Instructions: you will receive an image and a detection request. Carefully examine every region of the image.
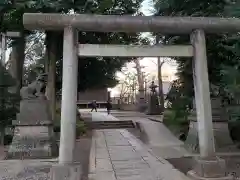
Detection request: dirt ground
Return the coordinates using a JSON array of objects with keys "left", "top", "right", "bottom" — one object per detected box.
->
[
  {"left": 0, "top": 145, "right": 7, "bottom": 160},
  {"left": 74, "top": 130, "right": 92, "bottom": 180}
]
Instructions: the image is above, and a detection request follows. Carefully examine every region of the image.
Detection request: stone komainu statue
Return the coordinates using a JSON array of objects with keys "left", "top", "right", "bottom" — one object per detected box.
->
[
  {"left": 7, "top": 72, "right": 59, "bottom": 159},
  {"left": 20, "top": 73, "right": 48, "bottom": 100}
]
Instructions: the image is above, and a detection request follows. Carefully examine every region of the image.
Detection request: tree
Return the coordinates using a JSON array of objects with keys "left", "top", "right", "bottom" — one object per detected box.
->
[
  {"left": 150, "top": 54, "right": 176, "bottom": 111},
  {"left": 0, "top": 63, "right": 19, "bottom": 145},
  {"left": 133, "top": 58, "right": 145, "bottom": 105},
  {"left": 117, "top": 71, "right": 138, "bottom": 103},
  {"left": 2, "top": 0, "right": 145, "bottom": 122},
  {"left": 6, "top": 0, "right": 144, "bottom": 91},
  {"left": 153, "top": 0, "right": 230, "bottom": 107}
]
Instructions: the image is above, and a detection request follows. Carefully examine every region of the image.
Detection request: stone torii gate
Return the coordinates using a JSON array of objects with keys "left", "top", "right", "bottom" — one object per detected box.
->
[{"left": 23, "top": 13, "right": 240, "bottom": 180}]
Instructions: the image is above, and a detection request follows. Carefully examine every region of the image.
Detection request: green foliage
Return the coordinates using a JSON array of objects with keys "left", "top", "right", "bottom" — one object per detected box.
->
[
  {"left": 0, "top": 64, "right": 19, "bottom": 130},
  {"left": 154, "top": 0, "right": 240, "bottom": 129},
  {"left": 154, "top": 0, "right": 227, "bottom": 16},
  {"left": 155, "top": 0, "right": 231, "bottom": 134},
  {"left": 1, "top": 0, "right": 145, "bottom": 91},
  {"left": 154, "top": 0, "right": 232, "bottom": 108},
  {"left": 165, "top": 80, "right": 191, "bottom": 123},
  {"left": 163, "top": 108, "right": 189, "bottom": 140},
  {"left": 54, "top": 107, "right": 87, "bottom": 138},
  {"left": 220, "top": 60, "right": 240, "bottom": 122},
  {"left": 225, "top": 1, "right": 240, "bottom": 17},
  {"left": 76, "top": 120, "right": 87, "bottom": 137},
  {"left": 4, "top": 134, "right": 13, "bottom": 145}
]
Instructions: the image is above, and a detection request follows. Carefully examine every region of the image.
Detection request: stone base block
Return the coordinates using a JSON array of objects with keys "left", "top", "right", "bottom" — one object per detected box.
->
[
  {"left": 146, "top": 94, "right": 161, "bottom": 115},
  {"left": 187, "top": 157, "right": 233, "bottom": 180},
  {"left": 185, "top": 120, "right": 237, "bottom": 153},
  {"left": 188, "top": 171, "right": 232, "bottom": 180},
  {"left": 7, "top": 125, "right": 58, "bottom": 159},
  {"left": 50, "top": 163, "right": 82, "bottom": 180}
]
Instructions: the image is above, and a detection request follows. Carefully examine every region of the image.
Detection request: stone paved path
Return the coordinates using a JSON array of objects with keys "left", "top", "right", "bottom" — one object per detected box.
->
[
  {"left": 126, "top": 117, "right": 189, "bottom": 159},
  {"left": 94, "top": 110, "right": 189, "bottom": 159},
  {"left": 89, "top": 128, "right": 190, "bottom": 180},
  {"left": 91, "top": 112, "right": 119, "bottom": 121}
]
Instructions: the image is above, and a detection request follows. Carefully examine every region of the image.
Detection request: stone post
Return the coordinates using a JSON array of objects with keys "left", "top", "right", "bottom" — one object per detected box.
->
[
  {"left": 188, "top": 29, "right": 230, "bottom": 180},
  {"left": 51, "top": 26, "right": 81, "bottom": 180},
  {"left": 59, "top": 26, "right": 78, "bottom": 164},
  {"left": 191, "top": 29, "right": 215, "bottom": 158},
  {"left": 0, "top": 33, "right": 6, "bottom": 64}
]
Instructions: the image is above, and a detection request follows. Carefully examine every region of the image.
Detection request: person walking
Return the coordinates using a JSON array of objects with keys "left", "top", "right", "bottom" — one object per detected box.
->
[
  {"left": 91, "top": 100, "right": 97, "bottom": 112},
  {"left": 106, "top": 100, "right": 112, "bottom": 115}
]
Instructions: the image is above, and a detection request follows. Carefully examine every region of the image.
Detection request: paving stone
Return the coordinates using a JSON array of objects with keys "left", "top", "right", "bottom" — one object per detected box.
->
[
  {"left": 112, "top": 159, "right": 149, "bottom": 170},
  {"left": 96, "top": 139, "right": 107, "bottom": 148},
  {"left": 96, "top": 148, "right": 109, "bottom": 159},
  {"left": 90, "top": 171, "right": 116, "bottom": 180},
  {"left": 117, "top": 173, "right": 157, "bottom": 180},
  {"left": 96, "top": 159, "right": 113, "bottom": 172},
  {"left": 94, "top": 131, "right": 105, "bottom": 137},
  {"left": 115, "top": 168, "right": 152, "bottom": 177},
  {"left": 107, "top": 140, "right": 130, "bottom": 146},
  {"left": 108, "top": 146, "right": 135, "bottom": 153},
  {"left": 142, "top": 156, "right": 163, "bottom": 168},
  {"left": 109, "top": 152, "right": 140, "bottom": 161}
]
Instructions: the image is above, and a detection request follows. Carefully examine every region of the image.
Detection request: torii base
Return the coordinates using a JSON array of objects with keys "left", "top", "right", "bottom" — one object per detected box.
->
[{"left": 187, "top": 157, "right": 232, "bottom": 180}]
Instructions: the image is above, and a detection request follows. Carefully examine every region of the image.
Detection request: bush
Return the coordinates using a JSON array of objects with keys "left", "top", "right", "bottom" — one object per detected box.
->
[
  {"left": 4, "top": 135, "right": 13, "bottom": 145},
  {"left": 53, "top": 126, "right": 60, "bottom": 133},
  {"left": 162, "top": 109, "right": 189, "bottom": 140},
  {"left": 76, "top": 119, "right": 87, "bottom": 137},
  {"left": 54, "top": 107, "right": 87, "bottom": 138}
]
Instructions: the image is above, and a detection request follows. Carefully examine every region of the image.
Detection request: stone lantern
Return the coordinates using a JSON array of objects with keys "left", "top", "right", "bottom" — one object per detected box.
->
[
  {"left": 146, "top": 81, "right": 161, "bottom": 115},
  {"left": 149, "top": 81, "right": 158, "bottom": 94}
]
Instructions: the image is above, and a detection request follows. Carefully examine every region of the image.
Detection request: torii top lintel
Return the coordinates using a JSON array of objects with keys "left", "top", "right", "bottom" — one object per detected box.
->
[{"left": 23, "top": 13, "right": 240, "bottom": 34}]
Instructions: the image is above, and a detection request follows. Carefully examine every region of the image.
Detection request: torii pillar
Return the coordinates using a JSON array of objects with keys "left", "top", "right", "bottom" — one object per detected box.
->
[{"left": 188, "top": 29, "right": 230, "bottom": 180}]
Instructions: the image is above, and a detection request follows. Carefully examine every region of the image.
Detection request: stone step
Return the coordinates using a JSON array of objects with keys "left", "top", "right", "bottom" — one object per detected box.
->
[{"left": 86, "top": 120, "right": 135, "bottom": 129}]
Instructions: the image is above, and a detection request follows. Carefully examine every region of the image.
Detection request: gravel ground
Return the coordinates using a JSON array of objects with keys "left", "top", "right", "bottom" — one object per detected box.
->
[{"left": 0, "top": 130, "right": 92, "bottom": 180}]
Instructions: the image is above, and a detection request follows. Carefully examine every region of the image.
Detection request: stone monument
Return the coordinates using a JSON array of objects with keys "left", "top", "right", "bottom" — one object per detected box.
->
[
  {"left": 7, "top": 73, "right": 58, "bottom": 159},
  {"left": 185, "top": 85, "right": 237, "bottom": 153},
  {"left": 146, "top": 81, "right": 161, "bottom": 115}
]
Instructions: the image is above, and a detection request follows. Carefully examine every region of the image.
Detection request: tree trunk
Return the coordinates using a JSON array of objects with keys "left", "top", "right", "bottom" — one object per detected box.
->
[
  {"left": 134, "top": 59, "right": 144, "bottom": 94},
  {"left": 134, "top": 59, "right": 146, "bottom": 111},
  {"left": 45, "top": 31, "right": 58, "bottom": 121},
  {"left": 157, "top": 57, "right": 165, "bottom": 112},
  {"left": 44, "top": 52, "right": 49, "bottom": 73},
  {"left": 0, "top": 129, "right": 4, "bottom": 145},
  {"left": 8, "top": 32, "right": 25, "bottom": 94}
]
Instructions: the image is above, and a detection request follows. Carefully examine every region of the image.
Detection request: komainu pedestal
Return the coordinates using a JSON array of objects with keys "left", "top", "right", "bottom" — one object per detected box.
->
[
  {"left": 185, "top": 98, "right": 237, "bottom": 153},
  {"left": 6, "top": 73, "right": 58, "bottom": 159},
  {"left": 7, "top": 100, "right": 58, "bottom": 159}
]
